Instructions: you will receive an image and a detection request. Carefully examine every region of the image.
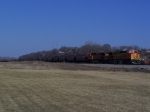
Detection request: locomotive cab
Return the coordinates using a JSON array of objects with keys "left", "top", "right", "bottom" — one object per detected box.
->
[{"left": 126, "top": 50, "right": 140, "bottom": 64}]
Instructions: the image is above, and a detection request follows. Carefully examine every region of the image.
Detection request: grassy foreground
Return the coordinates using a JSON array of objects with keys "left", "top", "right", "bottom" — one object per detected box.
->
[{"left": 0, "top": 68, "right": 150, "bottom": 112}]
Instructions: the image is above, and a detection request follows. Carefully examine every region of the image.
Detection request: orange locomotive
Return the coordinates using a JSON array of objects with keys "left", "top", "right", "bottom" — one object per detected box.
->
[
  {"left": 84, "top": 50, "right": 140, "bottom": 64},
  {"left": 86, "top": 53, "right": 105, "bottom": 63},
  {"left": 105, "top": 50, "right": 140, "bottom": 64}
]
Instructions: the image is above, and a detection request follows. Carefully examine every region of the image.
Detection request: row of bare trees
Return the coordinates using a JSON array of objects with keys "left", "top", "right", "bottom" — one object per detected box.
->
[
  {"left": 0, "top": 57, "right": 16, "bottom": 62},
  {"left": 18, "top": 41, "right": 150, "bottom": 61}
]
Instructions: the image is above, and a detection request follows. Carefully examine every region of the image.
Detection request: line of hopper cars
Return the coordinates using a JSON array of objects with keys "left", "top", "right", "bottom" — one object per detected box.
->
[{"left": 42, "top": 50, "right": 141, "bottom": 64}]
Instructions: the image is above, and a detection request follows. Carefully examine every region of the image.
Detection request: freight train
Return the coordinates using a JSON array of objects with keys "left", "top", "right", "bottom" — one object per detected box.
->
[{"left": 42, "top": 50, "right": 141, "bottom": 64}]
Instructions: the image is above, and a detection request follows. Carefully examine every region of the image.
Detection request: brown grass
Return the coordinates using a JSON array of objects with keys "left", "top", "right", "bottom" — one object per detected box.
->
[{"left": 0, "top": 62, "right": 150, "bottom": 112}]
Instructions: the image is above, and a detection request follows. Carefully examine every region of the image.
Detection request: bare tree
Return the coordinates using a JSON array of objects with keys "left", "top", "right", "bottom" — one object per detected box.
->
[
  {"left": 101, "top": 44, "right": 111, "bottom": 52},
  {"left": 80, "top": 41, "right": 101, "bottom": 53},
  {"left": 112, "top": 46, "right": 119, "bottom": 52}
]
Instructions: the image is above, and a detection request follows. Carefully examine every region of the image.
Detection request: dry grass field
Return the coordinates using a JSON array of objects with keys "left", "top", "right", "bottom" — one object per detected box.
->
[{"left": 0, "top": 62, "right": 150, "bottom": 112}]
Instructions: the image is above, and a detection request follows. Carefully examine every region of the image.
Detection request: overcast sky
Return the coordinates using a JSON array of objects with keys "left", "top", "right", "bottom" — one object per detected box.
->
[{"left": 0, "top": 0, "right": 150, "bottom": 57}]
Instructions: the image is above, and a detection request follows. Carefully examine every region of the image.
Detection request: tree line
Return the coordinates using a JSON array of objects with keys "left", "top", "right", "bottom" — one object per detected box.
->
[{"left": 0, "top": 57, "right": 16, "bottom": 62}]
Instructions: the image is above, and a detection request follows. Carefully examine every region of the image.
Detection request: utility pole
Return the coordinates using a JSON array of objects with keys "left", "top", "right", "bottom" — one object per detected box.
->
[
  {"left": 57, "top": 40, "right": 58, "bottom": 49},
  {"left": 52, "top": 40, "right": 53, "bottom": 50}
]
